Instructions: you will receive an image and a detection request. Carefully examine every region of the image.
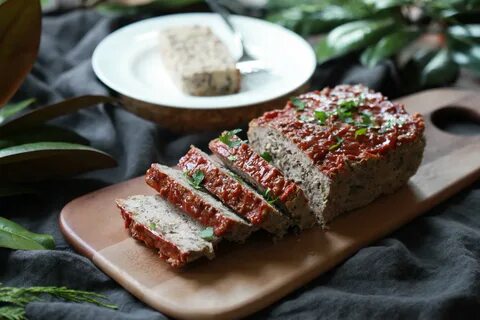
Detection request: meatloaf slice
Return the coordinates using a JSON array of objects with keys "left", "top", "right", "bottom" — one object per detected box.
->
[
  {"left": 209, "top": 136, "right": 315, "bottom": 229},
  {"left": 248, "top": 84, "right": 425, "bottom": 225},
  {"left": 146, "top": 164, "right": 253, "bottom": 242},
  {"left": 178, "top": 146, "right": 291, "bottom": 237},
  {"left": 116, "top": 195, "right": 216, "bottom": 268}
]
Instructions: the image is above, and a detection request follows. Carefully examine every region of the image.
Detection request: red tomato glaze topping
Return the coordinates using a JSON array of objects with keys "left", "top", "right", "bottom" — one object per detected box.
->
[{"left": 255, "top": 84, "right": 425, "bottom": 177}]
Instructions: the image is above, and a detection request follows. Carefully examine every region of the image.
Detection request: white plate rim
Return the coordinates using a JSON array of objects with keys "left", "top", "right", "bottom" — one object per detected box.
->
[{"left": 92, "top": 13, "right": 317, "bottom": 110}]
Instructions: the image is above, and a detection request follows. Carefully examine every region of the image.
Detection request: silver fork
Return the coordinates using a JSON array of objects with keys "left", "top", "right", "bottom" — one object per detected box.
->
[{"left": 205, "top": 0, "right": 268, "bottom": 74}]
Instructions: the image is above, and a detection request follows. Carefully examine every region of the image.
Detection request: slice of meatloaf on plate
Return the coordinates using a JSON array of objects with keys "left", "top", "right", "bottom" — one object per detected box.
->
[
  {"left": 248, "top": 84, "right": 425, "bottom": 225},
  {"left": 146, "top": 164, "right": 253, "bottom": 242},
  {"left": 178, "top": 146, "right": 291, "bottom": 237},
  {"left": 209, "top": 135, "right": 316, "bottom": 229},
  {"left": 116, "top": 195, "right": 217, "bottom": 268}
]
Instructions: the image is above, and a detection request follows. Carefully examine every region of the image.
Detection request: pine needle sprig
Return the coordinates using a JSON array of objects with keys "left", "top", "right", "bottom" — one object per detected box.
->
[
  {"left": 0, "top": 306, "right": 25, "bottom": 320},
  {"left": 0, "top": 283, "right": 117, "bottom": 320}
]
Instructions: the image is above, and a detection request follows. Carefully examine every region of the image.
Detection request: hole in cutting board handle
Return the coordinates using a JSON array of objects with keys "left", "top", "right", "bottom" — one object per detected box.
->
[{"left": 431, "top": 106, "right": 480, "bottom": 136}]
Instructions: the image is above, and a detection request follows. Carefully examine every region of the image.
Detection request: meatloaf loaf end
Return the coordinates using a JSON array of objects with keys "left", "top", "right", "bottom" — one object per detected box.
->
[
  {"left": 178, "top": 146, "right": 291, "bottom": 237},
  {"left": 248, "top": 84, "right": 425, "bottom": 225},
  {"left": 209, "top": 136, "right": 316, "bottom": 229},
  {"left": 116, "top": 195, "right": 216, "bottom": 268},
  {"left": 146, "top": 164, "right": 253, "bottom": 242}
]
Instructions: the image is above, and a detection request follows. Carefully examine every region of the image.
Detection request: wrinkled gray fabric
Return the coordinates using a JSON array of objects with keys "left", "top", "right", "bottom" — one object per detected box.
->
[{"left": 1, "top": 9, "right": 479, "bottom": 320}]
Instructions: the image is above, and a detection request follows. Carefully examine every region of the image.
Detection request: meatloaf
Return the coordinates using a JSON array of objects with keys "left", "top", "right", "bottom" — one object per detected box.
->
[
  {"left": 248, "top": 84, "right": 425, "bottom": 225},
  {"left": 209, "top": 136, "right": 316, "bottom": 229},
  {"left": 146, "top": 164, "right": 253, "bottom": 242},
  {"left": 116, "top": 195, "right": 216, "bottom": 268},
  {"left": 178, "top": 146, "right": 291, "bottom": 237}
]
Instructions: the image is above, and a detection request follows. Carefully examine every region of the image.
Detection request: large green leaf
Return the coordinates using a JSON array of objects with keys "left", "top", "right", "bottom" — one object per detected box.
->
[
  {"left": 449, "top": 37, "right": 480, "bottom": 75},
  {"left": 0, "top": 0, "right": 41, "bottom": 107},
  {"left": 448, "top": 24, "right": 480, "bottom": 40},
  {"left": 0, "top": 125, "right": 88, "bottom": 149},
  {"left": 0, "top": 95, "right": 116, "bottom": 135},
  {"left": 317, "top": 18, "right": 396, "bottom": 63},
  {"left": 362, "top": 0, "right": 411, "bottom": 10},
  {"left": 0, "top": 99, "right": 35, "bottom": 124},
  {"left": 420, "top": 49, "right": 459, "bottom": 87},
  {"left": 269, "top": 4, "right": 363, "bottom": 35},
  {"left": 360, "top": 29, "right": 419, "bottom": 67},
  {"left": 0, "top": 142, "right": 116, "bottom": 182},
  {"left": 0, "top": 216, "right": 55, "bottom": 250}
]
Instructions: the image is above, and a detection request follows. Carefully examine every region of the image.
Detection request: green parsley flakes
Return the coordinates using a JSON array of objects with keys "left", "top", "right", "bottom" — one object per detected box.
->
[
  {"left": 329, "top": 136, "right": 344, "bottom": 151},
  {"left": 290, "top": 97, "right": 306, "bottom": 111},
  {"left": 355, "top": 127, "right": 367, "bottom": 138},
  {"left": 184, "top": 169, "right": 204, "bottom": 190},
  {"left": 149, "top": 222, "right": 157, "bottom": 230},
  {"left": 219, "top": 129, "right": 244, "bottom": 148},
  {"left": 263, "top": 188, "right": 279, "bottom": 206},
  {"left": 227, "top": 155, "right": 237, "bottom": 161},
  {"left": 314, "top": 109, "right": 328, "bottom": 124},
  {"left": 200, "top": 227, "right": 215, "bottom": 241},
  {"left": 260, "top": 151, "right": 272, "bottom": 162}
]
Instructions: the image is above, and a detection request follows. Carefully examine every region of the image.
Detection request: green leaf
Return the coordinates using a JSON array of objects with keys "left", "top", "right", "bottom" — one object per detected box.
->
[
  {"left": 0, "top": 216, "right": 55, "bottom": 250},
  {"left": 290, "top": 97, "right": 306, "bottom": 110},
  {"left": 315, "top": 37, "right": 337, "bottom": 63},
  {"left": 0, "top": 306, "right": 25, "bottom": 320},
  {"left": 0, "top": 0, "right": 41, "bottom": 106},
  {"left": 0, "top": 142, "right": 116, "bottom": 182},
  {"left": 0, "top": 99, "right": 35, "bottom": 124},
  {"left": 0, "top": 125, "right": 88, "bottom": 149},
  {"left": 218, "top": 129, "right": 243, "bottom": 148},
  {"left": 227, "top": 155, "right": 237, "bottom": 161},
  {"left": 355, "top": 127, "right": 367, "bottom": 138},
  {"left": 448, "top": 24, "right": 480, "bottom": 40},
  {"left": 420, "top": 49, "right": 459, "bottom": 87},
  {"left": 262, "top": 188, "right": 279, "bottom": 206},
  {"left": 0, "top": 95, "right": 117, "bottom": 135},
  {"left": 361, "top": 29, "right": 419, "bottom": 67},
  {"left": 329, "top": 136, "right": 344, "bottom": 151},
  {"left": 314, "top": 109, "right": 328, "bottom": 124},
  {"left": 318, "top": 18, "right": 396, "bottom": 63},
  {"left": 185, "top": 170, "right": 205, "bottom": 190},
  {"left": 260, "top": 151, "right": 272, "bottom": 162},
  {"left": 199, "top": 227, "right": 215, "bottom": 241},
  {"left": 361, "top": 0, "right": 411, "bottom": 10}
]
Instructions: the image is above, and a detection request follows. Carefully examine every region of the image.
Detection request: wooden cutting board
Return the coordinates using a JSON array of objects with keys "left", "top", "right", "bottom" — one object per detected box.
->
[{"left": 60, "top": 89, "right": 480, "bottom": 320}]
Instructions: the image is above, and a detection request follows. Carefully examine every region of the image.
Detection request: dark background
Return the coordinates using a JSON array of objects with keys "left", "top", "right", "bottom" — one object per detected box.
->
[{"left": 1, "top": 8, "right": 480, "bottom": 320}]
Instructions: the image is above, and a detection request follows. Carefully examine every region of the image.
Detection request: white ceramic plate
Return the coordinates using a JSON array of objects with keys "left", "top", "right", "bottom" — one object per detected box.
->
[{"left": 92, "top": 13, "right": 316, "bottom": 110}]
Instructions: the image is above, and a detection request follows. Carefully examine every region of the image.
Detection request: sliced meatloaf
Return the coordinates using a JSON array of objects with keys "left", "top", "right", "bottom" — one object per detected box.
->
[
  {"left": 178, "top": 146, "right": 291, "bottom": 237},
  {"left": 248, "top": 84, "right": 425, "bottom": 225},
  {"left": 209, "top": 136, "right": 316, "bottom": 229},
  {"left": 145, "top": 164, "right": 253, "bottom": 242},
  {"left": 116, "top": 195, "right": 216, "bottom": 268}
]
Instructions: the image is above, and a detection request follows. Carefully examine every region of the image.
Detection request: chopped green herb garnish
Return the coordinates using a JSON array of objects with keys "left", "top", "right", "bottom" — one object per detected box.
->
[
  {"left": 260, "top": 151, "right": 272, "bottom": 162},
  {"left": 355, "top": 128, "right": 367, "bottom": 138},
  {"left": 200, "top": 227, "right": 215, "bottom": 241},
  {"left": 314, "top": 109, "right": 328, "bottom": 124},
  {"left": 290, "top": 97, "right": 306, "bottom": 111},
  {"left": 229, "top": 171, "right": 241, "bottom": 181},
  {"left": 263, "top": 188, "right": 279, "bottom": 206},
  {"left": 379, "top": 117, "right": 405, "bottom": 133},
  {"left": 299, "top": 113, "right": 314, "bottom": 122},
  {"left": 149, "top": 222, "right": 157, "bottom": 230},
  {"left": 184, "top": 169, "right": 205, "bottom": 190},
  {"left": 219, "top": 129, "right": 244, "bottom": 148},
  {"left": 329, "top": 136, "right": 344, "bottom": 151},
  {"left": 227, "top": 155, "right": 237, "bottom": 161}
]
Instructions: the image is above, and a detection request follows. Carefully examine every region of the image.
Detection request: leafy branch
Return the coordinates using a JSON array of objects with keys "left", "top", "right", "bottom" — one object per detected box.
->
[
  {"left": 0, "top": 0, "right": 117, "bottom": 197},
  {"left": 268, "top": 0, "right": 480, "bottom": 91},
  {"left": 0, "top": 283, "right": 117, "bottom": 320}
]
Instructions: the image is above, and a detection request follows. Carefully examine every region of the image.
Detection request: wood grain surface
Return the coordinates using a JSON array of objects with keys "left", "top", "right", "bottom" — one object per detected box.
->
[{"left": 60, "top": 88, "right": 480, "bottom": 320}]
